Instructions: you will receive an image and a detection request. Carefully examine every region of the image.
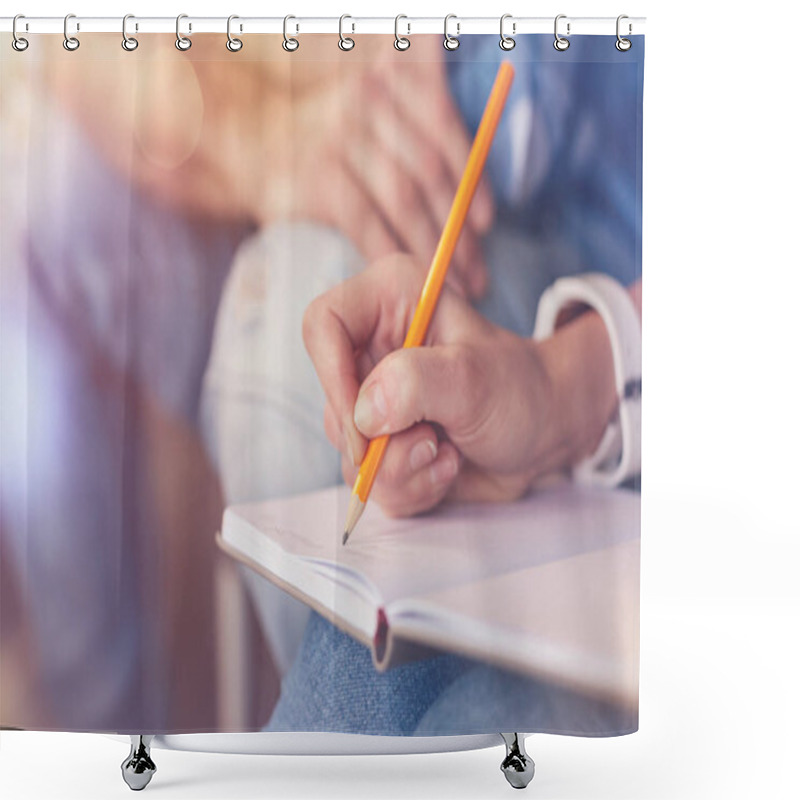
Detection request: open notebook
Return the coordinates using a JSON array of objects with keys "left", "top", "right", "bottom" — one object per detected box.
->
[{"left": 217, "top": 483, "right": 640, "bottom": 707}]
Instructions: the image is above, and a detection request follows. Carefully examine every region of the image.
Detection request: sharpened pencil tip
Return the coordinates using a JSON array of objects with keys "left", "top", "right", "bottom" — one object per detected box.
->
[{"left": 342, "top": 494, "right": 365, "bottom": 545}]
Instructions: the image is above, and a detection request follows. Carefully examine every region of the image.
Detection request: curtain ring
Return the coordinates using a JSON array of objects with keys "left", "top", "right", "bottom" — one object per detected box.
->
[
  {"left": 339, "top": 14, "right": 355, "bottom": 51},
  {"left": 176, "top": 14, "right": 192, "bottom": 51},
  {"left": 282, "top": 15, "right": 299, "bottom": 51},
  {"left": 443, "top": 14, "right": 460, "bottom": 51},
  {"left": 616, "top": 15, "right": 632, "bottom": 51},
  {"left": 554, "top": 14, "right": 570, "bottom": 51},
  {"left": 227, "top": 15, "right": 243, "bottom": 51},
  {"left": 63, "top": 13, "right": 80, "bottom": 51},
  {"left": 12, "top": 15, "right": 29, "bottom": 52},
  {"left": 499, "top": 14, "right": 516, "bottom": 51},
  {"left": 394, "top": 15, "right": 410, "bottom": 51},
  {"left": 122, "top": 14, "right": 138, "bottom": 51}
]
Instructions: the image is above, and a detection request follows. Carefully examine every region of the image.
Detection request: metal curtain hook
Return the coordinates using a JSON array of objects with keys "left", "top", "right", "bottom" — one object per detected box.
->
[
  {"left": 122, "top": 14, "right": 138, "bottom": 51},
  {"left": 394, "top": 14, "right": 410, "bottom": 51},
  {"left": 554, "top": 14, "right": 570, "bottom": 51},
  {"left": 500, "top": 14, "right": 516, "bottom": 51},
  {"left": 227, "top": 14, "right": 243, "bottom": 51},
  {"left": 12, "top": 14, "right": 29, "bottom": 51},
  {"left": 283, "top": 15, "right": 299, "bottom": 51},
  {"left": 616, "top": 14, "right": 632, "bottom": 51},
  {"left": 176, "top": 14, "right": 192, "bottom": 51},
  {"left": 339, "top": 14, "right": 355, "bottom": 51},
  {"left": 443, "top": 14, "right": 460, "bottom": 51},
  {"left": 63, "top": 13, "right": 80, "bottom": 51}
]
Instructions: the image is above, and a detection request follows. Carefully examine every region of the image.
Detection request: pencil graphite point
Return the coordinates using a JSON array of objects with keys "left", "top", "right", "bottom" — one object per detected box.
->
[{"left": 342, "top": 494, "right": 365, "bottom": 545}]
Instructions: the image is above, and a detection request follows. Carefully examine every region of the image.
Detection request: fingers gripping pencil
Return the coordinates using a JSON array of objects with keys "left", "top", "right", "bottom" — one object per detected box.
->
[{"left": 343, "top": 62, "right": 515, "bottom": 544}]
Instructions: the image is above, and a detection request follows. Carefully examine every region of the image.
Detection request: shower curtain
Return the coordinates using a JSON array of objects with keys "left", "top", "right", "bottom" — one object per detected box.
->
[{"left": 0, "top": 28, "right": 643, "bottom": 739}]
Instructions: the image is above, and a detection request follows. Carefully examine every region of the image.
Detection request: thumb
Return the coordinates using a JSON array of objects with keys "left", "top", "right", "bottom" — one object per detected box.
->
[{"left": 353, "top": 345, "right": 487, "bottom": 439}]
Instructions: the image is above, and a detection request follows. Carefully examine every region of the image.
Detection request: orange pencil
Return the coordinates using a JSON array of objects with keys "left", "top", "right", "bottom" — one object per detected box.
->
[{"left": 343, "top": 61, "right": 515, "bottom": 544}]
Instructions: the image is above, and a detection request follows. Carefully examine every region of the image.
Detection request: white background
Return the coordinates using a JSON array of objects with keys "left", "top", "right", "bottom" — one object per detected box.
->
[{"left": 1, "top": 0, "right": 798, "bottom": 798}]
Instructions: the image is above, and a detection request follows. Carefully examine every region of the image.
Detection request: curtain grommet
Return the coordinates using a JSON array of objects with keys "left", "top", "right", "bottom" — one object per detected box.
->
[
  {"left": 443, "top": 14, "right": 460, "bottom": 51},
  {"left": 499, "top": 14, "right": 516, "bottom": 51},
  {"left": 63, "top": 13, "right": 80, "bottom": 51},
  {"left": 615, "top": 15, "right": 632, "bottom": 51},
  {"left": 226, "top": 15, "right": 243, "bottom": 52},
  {"left": 394, "top": 15, "right": 410, "bottom": 51},
  {"left": 121, "top": 14, "right": 138, "bottom": 51},
  {"left": 282, "top": 15, "right": 299, "bottom": 52},
  {"left": 339, "top": 14, "right": 355, "bottom": 51},
  {"left": 554, "top": 15, "right": 570, "bottom": 51},
  {"left": 175, "top": 14, "right": 192, "bottom": 51},
  {"left": 12, "top": 14, "right": 29, "bottom": 51}
]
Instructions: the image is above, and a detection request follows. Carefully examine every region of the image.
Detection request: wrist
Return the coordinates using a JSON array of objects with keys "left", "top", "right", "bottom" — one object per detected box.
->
[
  {"left": 533, "top": 273, "right": 642, "bottom": 487},
  {"left": 536, "top": 309, "right": 618, "bottom": 469}
]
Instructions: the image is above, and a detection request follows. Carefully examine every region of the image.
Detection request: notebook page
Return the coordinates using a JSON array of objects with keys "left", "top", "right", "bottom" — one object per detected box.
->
[
  {"left": 221, "top": 495, "right": 381, "bottom": 638},
  {"left": 387, "top": 538, "right": 640, "bottom": 706},
  {"left": 223, "top": 483, "right": 640, "bottom": 610}
]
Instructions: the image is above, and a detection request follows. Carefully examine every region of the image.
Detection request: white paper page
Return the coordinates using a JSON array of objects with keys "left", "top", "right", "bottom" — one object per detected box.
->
[
  {"left": 387, "top": 538, "right": 641, "bottom": 705},
  {"left": 220, "top": 496, "right": 380, "bottom": 638},
  {"left": 222, "top": 482, "right": 640, "bottom": 610}
]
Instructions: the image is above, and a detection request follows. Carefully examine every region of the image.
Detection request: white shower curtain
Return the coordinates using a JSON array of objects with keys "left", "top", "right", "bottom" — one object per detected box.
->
[{"left": 0, "top": 26, "right": 643, "bottom": 739}]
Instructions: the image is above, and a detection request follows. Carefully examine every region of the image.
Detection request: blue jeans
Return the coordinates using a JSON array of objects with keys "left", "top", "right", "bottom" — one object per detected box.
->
[{"left": 264, "top": 611, "right": 637, "bottom": 737}]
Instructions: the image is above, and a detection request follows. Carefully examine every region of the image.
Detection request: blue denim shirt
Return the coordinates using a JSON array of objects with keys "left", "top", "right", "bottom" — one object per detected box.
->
[{"left": 447, "top": 35, "right": 644, "bottom": 293}]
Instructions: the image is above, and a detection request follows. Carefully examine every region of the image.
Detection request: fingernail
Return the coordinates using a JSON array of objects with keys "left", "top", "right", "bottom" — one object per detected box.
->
[
  {"left": 354, "top": 382, "right": 387, "bottom": 434},
  {"left": 410, "top": 440, "right": 437, "bottom": 472},
  {"left": 430, "top": 452, "right": 458, "bottom": 485}
]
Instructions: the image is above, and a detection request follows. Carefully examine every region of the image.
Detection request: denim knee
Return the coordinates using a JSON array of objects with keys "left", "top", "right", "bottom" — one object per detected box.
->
[
  {"left": 200, "top": 222, "right": 364, "bottom": 678},
  {"left": 200, "top": 221, "right": 365, "bottom": 504},
  {"left": 265, "top": 611, "right": 474, "bottom": 735}
]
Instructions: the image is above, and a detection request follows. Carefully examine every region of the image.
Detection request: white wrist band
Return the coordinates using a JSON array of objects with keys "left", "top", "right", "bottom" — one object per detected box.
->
[{"left": 533, "top": 273, "right": 642, "bottom": 487}]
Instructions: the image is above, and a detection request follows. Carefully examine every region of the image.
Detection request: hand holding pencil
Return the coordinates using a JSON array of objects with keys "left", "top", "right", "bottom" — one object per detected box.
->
[
  {"left": 304, "top": 245, "right": 620, "bottom": 535},
  {"left": 305, "top": 62, "right": 517, "bottom": 540},
  {"left": 339, "top": 62, "right": 515, "bottom": 541},
  {"left": 303, "top": 59, "right": 622, "bottom": 541}
]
